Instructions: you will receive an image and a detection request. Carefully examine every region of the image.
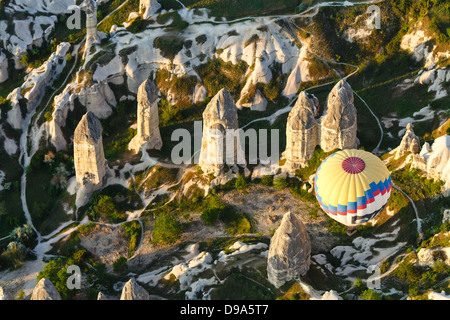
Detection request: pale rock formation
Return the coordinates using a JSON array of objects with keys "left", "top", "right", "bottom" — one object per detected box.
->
[
  {"left": 129, "top": 79, "right": 162, "bottom": 153},
  {"left": 417, "top": 247, "right": 450, "bottom": 267},
  {"left": 320, "top": 80, "right": 358, "bottom": 152},
  {"left": 78, "top": 80, "right": 116, "bottom": 119},
  {"left": 394, "top": 132, "right": 450, "bottom": 196},
  {"left": 81, "top": 0, "right": 99, "bottom": 47},
  {"left": 0, "top": 50, "right": 8, "bottom": 83},
  {"left": 6, "top": 42, "right": 71, "bottom": 129},
  {"left": 0, "top": 286, "right": 11, "bottom": 300},
  {"left": 393, "top": 123, "right": 421, "bottom": 159},
  {"left": 400, "top": 23, "right": 450, "bottom": 68},
  {"left": 267, "top": 212, "right": 311, "bottom": 288},
  {"left": 443, "top": 209, "right": 450, "bottom": 224},
  {"left": 31, "top": 278, "right": 62, "bottom": 300},
  {"left": 284, "top": 91, "right": 319, "bottom": 172},
  {"left": 283, "top": 80, "right": 358, "bottom": 172},
  {"left": 193, "top": 82, "right": 207, "bottom": 104},
  {"left": 120, "top": 278, "right": 150, "bottom": 300},
  {"left": 97, "top": 292, "right": 109, "bottom": 300},
  {"left": 140, "top": 0, "right": 161, "bottom": 19},
  {"left": 5, "top": 15, "right": 57, "bottom": 69},
  {"left": 6, "top": 0, "right": 76, "bottom": 15},
  {"left": 236, "top": 89, "right": 268, "bottom": 111},
  {"left": 414, "top": 135, "right": 450, "bottom": 195},
  {"left": 283, "top": 45, "right": 311, "bottom": 97},
  {"left": 199, "top": 88, "right": 243, "bottom": 175},
  {"left": 74, "top": 112, "right": 107, "bottom": 190}
]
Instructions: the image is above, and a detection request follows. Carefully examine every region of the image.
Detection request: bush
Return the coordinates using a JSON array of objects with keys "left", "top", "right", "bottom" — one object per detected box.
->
[
  {"left": 1, "top": 242, "right": 27, "bottom": 269},
  {"left": 260, "top": 175, "right": 273, "bottom": 186},
  {"left": 359, "top": 289, "right": 382, "bottom": 300},
  {"left": 87, "top": 195, "right": 127, "bottom": 223},
  {"left": 113, "top": 256, "right": 128, "bottom": 273},
  {"left": 235, "top": 174, "right": 248, "bottom": 193},
  {"left": 273, "top": 177, "right": 288, "bottom": 190},
  {"left": 151, "top": 214, "right": 182, "bottom": 245},
  {"left": 200, "top": 208, "right": 219, "bottom": 226}
]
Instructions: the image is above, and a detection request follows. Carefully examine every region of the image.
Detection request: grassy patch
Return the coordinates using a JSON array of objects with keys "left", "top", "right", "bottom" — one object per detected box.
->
[{"left": 196, "top": 58, "right": 248, "bottom": 99}]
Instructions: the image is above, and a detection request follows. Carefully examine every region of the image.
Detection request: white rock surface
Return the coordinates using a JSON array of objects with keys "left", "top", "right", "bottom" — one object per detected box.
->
[
  {"left": 140, "top": 0, "right": 161, "bottom": 19},
  {"left": 0, "top": 50, "right": 8, "bottom": 83},
  {"left": 30, "top": 278, "right": 62, "bottom": 300},
  {"left": 129, "top": 78, "right": 162, "bottom": 153}
]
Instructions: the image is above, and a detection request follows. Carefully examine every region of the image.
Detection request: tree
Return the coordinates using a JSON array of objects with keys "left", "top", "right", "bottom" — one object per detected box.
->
[
  {"left": 1, "top": 241, "right": 27, "bottom": 269},
  {"left": 113, "top": 256, "right": 128, "bottom": 273},
  {"left": 10, "top": 223, "right": 35, "bottom": 247},
  {"left": 200, "top": 208, "right": 219, "bottom": 226},
  {"left": 151, "top": 214, "right": 182, "bottom": 245}
]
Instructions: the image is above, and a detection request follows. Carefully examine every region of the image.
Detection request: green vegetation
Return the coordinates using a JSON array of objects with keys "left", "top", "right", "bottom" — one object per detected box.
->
[
  {"left": 113, "top": 256, "right": 128, "bottom": 273},
  {"left": 37, "top": 249, "right": 116, "bottom": 300},
  {"left": 199, "top": 195, "right": 252, "bottom": 234},
  {"left": 196, "top": 58, "right": 248, "bottom": 99},
  {"left": 391, "top": 168, "right": 444, "bottom": 201},
  {"left": 87, "top": 195, "right": 127, "bottom": 223},
  {"left": 133, "top": 165, "right": 179, "bottom": 192},
  {"left": 182, "top": 0, "right": 299, "bottom": 19},
  {"left": 26, "top": 149, "right": 75, "bottom": 235},
  {"left": 151, "top": 214, "right": 183, "bottom": 245},
  {"left": 122, "top": 220, "right": 141, "bottom": 257},
  {"left": 295, "top": 147, "right": 338, "bottom": 181},
  {"left": 393, "top": 255, "right": 450, "bottom": 299},
  {"left": 153, "top": 36, "right": 185, "bottom": 60}
]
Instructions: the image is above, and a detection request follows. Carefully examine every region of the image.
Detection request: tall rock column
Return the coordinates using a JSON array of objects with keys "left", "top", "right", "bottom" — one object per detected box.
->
[
  {"left": 199, "top": 88, "right": 242, "bottom": 176},
  {"left": 81, "top": 0, "right": 99, "bottom": 48},
  {"left": 129, "top": 79, "right": 162, "bottom": 153},
  {"left": 267, "top": 212, "right": 311, "bottom": 288},
  {"left": 74, "top": 111, "right": 107, "bottom": 190},
  {"left": 284, "top": 91, "right": 319, "bottom": 172},
  {"left": 320, "top": 80, "right": 358, "bottom": 152},
  {"left": 394, "top": 123, "right": 421, "bottom": 159}
]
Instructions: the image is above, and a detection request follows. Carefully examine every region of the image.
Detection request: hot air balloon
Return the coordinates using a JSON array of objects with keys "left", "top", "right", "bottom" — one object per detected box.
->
[{"left": 314, "top": 149, "right": 392, "bottom": 236}]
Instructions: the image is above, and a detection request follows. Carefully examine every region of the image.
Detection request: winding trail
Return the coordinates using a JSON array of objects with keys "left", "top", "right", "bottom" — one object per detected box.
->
[{"left": 392, "top": 184, "right": 422, "bottom": 236}]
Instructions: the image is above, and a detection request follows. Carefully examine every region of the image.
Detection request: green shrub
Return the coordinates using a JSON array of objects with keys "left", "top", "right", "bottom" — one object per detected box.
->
[
  {"left": 151, "top": 214, "right": 182, "bottom": 245},
  {"left": 113, "top": 256, "right": 128, "bottom": 273},
  {"left": 260, "top": 175, "right": 273, "bottom": 186},
  {"left": 359, "top": 289, "right": 382, "bottom": 300},
  {"left": 235, "top": 174, "right": 248, "bottom": 193},
  {"left": 273, "top": 177, "right": 288, "bottom": 190},
  {"left": 87, "top": 195, "right": 127, "bottom": 223},
  {"left": 200, "top": 208, "right": 219, "bottom": 226}
]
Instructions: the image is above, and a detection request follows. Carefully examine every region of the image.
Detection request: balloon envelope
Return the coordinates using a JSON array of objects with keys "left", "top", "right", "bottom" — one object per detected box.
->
[{"left": 314, "top": 149, "right": 392, "bottom": 227}]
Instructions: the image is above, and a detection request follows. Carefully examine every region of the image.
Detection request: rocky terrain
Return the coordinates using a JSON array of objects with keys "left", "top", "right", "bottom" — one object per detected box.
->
[{"left": 0, "top": 0, "right": 449, "bottom": 301}]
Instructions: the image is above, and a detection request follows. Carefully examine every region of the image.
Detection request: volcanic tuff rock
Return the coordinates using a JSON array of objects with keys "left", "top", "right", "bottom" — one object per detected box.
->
[
  {"left": 0, "top": 50, "right": 8, "bottom": 83},
  {"left": 30, "top": 278, "right": 62, "bottom": 300},
  {"left": 393, "top": 123, "right": 421, "bottom": 159},
  {"left": 199, "top": 88, "right": 243, "bottom": 175},
  {"left": 129, "top": 78, "right": 162, "bottom": 153},
  {"left": 411, "top": 135, "right": 450, "bottom": 196},
  {"left": 81, "top": 0, "right": 99, "bottom": 47},
  {"left": 320, "top": 80, "right": 358, "bottom": 152},
  {"left": 120, "top": 278, "right": 150, "bottom": 300},
  {"left": 267, "top": 212, "right": 311, "bottom": 288},
  {"left": 6, "top": 42, "right": 71, "bottom": 129},
  {"left": 0, "top": 286, "right": 11, "bottom": 300},
  {"left": 284, "top": 91, "right": 320, "bottom": 171},
  {"left": 140, "top": 0, "right": 161, "bottom": 20},
  {"left": 283, "top": 80, "right": 358, "bottom": 172},
  {"left": 74, "top": 112, "right": 107, "bottom": 190}
]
